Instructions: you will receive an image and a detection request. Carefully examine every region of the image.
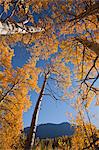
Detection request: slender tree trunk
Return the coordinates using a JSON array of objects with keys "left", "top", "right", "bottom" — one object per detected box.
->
[
  {"left": 24, "top": 72, "right": 49, "bottom": 150},
  {"left": 75, "top": 37, "right": 99, "bottom": 57}
]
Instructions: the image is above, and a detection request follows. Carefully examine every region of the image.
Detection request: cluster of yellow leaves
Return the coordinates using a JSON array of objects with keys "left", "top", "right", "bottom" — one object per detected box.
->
[
  {"left": 0, "top": 39, "right": 41, "bottom": 149},
  {"left": 51, "top": 57, "right": 72, "bottom": 90},
  {"left": 0, "top": 0, "right": 52, "bottom": 15},
  {"left": 0, "top": 39, "right": 14, "bottom": 69},
  {"left": 72, "top": 123, "right": 99, "bottom": 150},
  {"left": 81, "top": 83, "right": 98, "bottom": 107},
  {"left": 60, "top": 36, "right": 98, "bottom": 82},
  {"left": 31, "top": 33, "right": 59, "bottom": 59},
  {"left": 0, "top": 68, "right": 30, "bottom": 149},
  {"left": 60, "top": 39, "right": 78, "bottom": 63},
  {"left": 0, "top": 71, "right": 4, "bottom": 81},
  {"left": 31, "top": 0, "right": 50, "bottom": 13},
  {"left": 23, "top": 59, "right": 41, "bottom": 92},
  {"left": 0, "top": 0, "right": 12, "bottom": 12}
]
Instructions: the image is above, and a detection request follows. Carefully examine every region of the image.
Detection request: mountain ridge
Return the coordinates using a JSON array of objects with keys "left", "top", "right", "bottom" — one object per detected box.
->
[{"left": 24, "top": 122, "right": 75, "bottom": 139}]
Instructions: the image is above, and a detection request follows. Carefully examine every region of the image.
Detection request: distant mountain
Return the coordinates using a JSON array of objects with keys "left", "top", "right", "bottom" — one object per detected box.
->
[{"left": 24, "top": 122, "right": 75, "bottom": 139}]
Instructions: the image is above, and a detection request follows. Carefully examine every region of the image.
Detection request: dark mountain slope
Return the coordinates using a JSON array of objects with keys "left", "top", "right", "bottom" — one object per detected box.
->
[{"left": 24, "top": 122, "right": 75, "bottom": 139}]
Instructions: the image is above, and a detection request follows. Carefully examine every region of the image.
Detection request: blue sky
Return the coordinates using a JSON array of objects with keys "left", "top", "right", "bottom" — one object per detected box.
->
[
  {"left": 12, "top": 43, "right": 99, "bottom": 128},
  {"left": 12, "top": 43, "right": 75, "bottom": 127}
]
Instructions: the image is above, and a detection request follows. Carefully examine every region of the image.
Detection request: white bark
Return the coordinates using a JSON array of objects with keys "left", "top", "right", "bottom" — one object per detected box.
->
[
  {"left": 0, "top": 21, "right": 44, "bottom": 35},
  {"left": 25, "top": 73, "right": 49, "bottom": 150}
]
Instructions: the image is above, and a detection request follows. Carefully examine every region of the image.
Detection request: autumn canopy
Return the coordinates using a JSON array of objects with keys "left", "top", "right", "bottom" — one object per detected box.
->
[{"left": 0, "top": 0, "right": 99, "bottom": 150}]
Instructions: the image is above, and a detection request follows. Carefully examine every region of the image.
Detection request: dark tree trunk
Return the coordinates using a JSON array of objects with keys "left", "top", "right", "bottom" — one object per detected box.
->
[
  {"left": 24, "top": 72, "right": 49, "bottom": 150},
  {"left": 70, "top": 2, "right": 99, "bottom": 21},
  {"left": 75, "top": 37, "right": 99, "bottom": 57}
]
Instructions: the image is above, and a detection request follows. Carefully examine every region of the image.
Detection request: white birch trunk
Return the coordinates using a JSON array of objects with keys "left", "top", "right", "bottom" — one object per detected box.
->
[
  {"left": 0, "top": 21, "right": 44, "bottom": 35},
  {"left": 24, "top": 73, "right": 49, "bottom": 150}
]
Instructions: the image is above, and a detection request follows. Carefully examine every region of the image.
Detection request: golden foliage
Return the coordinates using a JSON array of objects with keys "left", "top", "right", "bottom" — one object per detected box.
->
[
  {"left": 0, "top": 0, "right": 99, "bottom": 148},
  {"left": 72, "top": 123, "right": 99, "bottom": 150}
]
